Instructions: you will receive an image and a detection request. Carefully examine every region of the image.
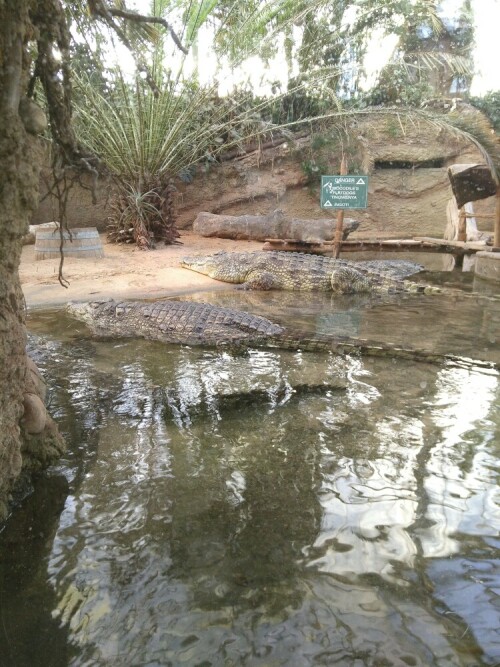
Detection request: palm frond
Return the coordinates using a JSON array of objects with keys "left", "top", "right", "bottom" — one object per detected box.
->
[
  {"left": 184, "top": 0, "right": 219, "bottom": 44},
  {"left": 418, "top": 108, "right": 499, "bottom": 180},
  {"left": 391, "top": 51, "right": 472, "bottom": 78}
]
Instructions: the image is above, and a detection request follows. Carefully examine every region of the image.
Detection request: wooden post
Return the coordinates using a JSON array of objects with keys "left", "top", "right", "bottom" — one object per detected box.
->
[
  {"left": 495, "top": 185, "right": 500, "bottom": 248},
  {"left": 457, "top": 206, "right": 467, "bottom": 242},
  {"left": 332, "top": 156, "right": 348, "bottom": 259}
]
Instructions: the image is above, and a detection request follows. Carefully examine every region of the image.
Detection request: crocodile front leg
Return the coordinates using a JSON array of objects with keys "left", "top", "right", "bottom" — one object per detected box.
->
[
  {"left": 330, "top": 267, "right": 374, "bottom": 294},
  {"left": 238, "top": 271, "right": 278, "bottom": 290}
]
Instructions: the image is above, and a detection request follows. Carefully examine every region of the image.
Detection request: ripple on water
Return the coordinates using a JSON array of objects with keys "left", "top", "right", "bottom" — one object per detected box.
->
[{"left": 1, "top": 292, "right": 498, "bottom": 666}]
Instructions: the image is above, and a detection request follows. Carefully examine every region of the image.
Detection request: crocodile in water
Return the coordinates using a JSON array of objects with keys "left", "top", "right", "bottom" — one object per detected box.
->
[
  {"left": 67, "top": 299, "right": 497, "bottom": 370},
  {"left": 180, "top": 251, "right": 439, "bottom": 293}
]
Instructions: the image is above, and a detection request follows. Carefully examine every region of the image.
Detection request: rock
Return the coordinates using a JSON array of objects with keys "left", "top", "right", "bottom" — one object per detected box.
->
[
  {"left": 25, "top": 357, "right": 47, "bottom": 402},
  {"left": 19, "top": 97, "right": 48, "bottom": 135},
  {"left": 21, "top": 415, "right": 66, "bottom": 472},
  {"left": 22, "top": 393, "right": 47, "bottom": 434},
  {"left": 23, "top": 222, "right": 59, "bottom": 246},
  {"left": 23, "top": 226, "right": 37, "bottom": 245}
]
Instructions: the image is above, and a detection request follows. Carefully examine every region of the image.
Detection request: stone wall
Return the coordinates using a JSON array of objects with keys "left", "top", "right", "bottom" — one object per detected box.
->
[{"left": 34, "top": 169, "right": 111, "bottom": 232}]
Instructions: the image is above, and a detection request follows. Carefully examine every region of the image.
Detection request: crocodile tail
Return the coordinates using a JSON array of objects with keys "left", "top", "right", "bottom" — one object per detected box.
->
[
  {"left": 267, "top": 331, "right": 499, "bottom": 371},
  {"left": 402, "top": 282, "right": 443, "bottom": 294},
  {"left": 402, "top": 282, "right": 500, "bottom": 301}
]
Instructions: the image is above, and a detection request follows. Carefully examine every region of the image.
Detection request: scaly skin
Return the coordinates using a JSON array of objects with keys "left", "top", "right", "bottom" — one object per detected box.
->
[
  {"left": 67, "top": 300, "right": 498, "bottom": 371},
  {"left": 180, "top": 251, "right": 441, "bottom": 294}
]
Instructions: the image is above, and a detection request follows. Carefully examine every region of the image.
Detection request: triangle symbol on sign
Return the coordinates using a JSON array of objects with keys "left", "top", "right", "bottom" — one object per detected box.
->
[
  {"left": 356, "top": 178, "right": 365, "bottom": 184},
  {"left": 324, "top": 200, "right": 332, "bottom": 207}
]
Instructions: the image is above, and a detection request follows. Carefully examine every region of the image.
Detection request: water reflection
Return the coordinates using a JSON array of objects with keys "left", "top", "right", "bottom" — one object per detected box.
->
[
  {"left": 416, "top": 367, "right": 500, "bottom": 558},
  {"left": 1, "top": 292, "right": 499, "bottom": 665},
  {"left": 0, "top": 474, "right": 73, "bottom": 667},
  {"left": 184, "top": 286, "right": 499, "bottom": 364}
]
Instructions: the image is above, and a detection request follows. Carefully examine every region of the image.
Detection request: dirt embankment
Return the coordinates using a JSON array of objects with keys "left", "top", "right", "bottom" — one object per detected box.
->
[{"left": 33, "top": 111, "right": 497, "bottom": 241}]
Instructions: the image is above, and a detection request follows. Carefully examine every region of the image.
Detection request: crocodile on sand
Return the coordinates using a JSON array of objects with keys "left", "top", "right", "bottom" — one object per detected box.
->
[
  {"left": 67, "top": 299, "right": 498, "bottom": 371},
  {"left": 180, "top": 251, "right": 442, "bottom": 293}
]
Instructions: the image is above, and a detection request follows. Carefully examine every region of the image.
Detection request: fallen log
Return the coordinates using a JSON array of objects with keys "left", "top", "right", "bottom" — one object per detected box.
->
[{"left": 193, "top": 209, "right": 359, "bottom": 242}]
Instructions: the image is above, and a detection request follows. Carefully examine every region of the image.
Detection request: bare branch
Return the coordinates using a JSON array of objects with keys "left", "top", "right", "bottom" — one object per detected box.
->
[
  {"left": 88, "top": 1, "right": 187, "bottom": 53},
  {"left": 107, "top": 7, "right": 187, "bottom": 54}
]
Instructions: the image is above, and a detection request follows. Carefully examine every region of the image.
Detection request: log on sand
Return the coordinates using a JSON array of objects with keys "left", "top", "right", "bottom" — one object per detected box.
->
[{"left": 193, "top": 209, "right": 359, "bottom": 243}]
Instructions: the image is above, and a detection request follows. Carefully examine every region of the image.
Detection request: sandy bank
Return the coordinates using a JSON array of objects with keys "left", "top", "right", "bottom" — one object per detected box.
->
[{"left": 20, "top": 231, "right": 262, "bottom": 308}]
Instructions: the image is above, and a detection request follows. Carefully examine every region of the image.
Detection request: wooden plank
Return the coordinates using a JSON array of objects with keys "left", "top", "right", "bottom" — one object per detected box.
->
[
  {"left": 338, "top": 241, "right": 447, "bottom": 253},
  {"left": 263, "top": 236, "right": 493, "bottom": 256},
  {"left": 413, "top": 236, "right": 491, "bottom": 250}
]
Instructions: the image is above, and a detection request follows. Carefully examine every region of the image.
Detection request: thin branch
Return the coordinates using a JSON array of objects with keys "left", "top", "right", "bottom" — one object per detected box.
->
[
  {"left": 88, "top": 1, "right": 187, "bottom": 53},
  {"left": 106, "top": 7, "right": 187, "bottom": 54}
]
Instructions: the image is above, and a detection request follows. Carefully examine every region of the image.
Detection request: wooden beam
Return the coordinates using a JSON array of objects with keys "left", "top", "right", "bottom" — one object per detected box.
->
[
  {"left": 263, "top": 237, "right": 493, "bottom": 256},
  {"left": 447, "top": 163, "right": 497, "bottom": 208},
  {"left": 495, "top": 186, "right": 500, "bottom": 248},
  {"left": 457, "top": 207, "right": 467, "bottom": 242},
  {"left": 332, "top": 156, "right": 348, "bottom": 259}
]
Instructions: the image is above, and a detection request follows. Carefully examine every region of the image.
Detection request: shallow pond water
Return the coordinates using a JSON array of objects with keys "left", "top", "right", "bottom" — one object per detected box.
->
[{"left": 1, "top": 274, "right": 499, "bottom": 666}]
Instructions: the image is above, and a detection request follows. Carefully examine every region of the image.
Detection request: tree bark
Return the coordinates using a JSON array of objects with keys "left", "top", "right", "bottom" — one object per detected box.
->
[{"left": 0, "top": 0, "right": 64, "bottom": 521}]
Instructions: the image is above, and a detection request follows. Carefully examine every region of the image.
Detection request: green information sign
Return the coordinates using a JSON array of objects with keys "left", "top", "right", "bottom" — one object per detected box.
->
[{"left": 321, "top": 174, "right": 369, "bottom": 209}]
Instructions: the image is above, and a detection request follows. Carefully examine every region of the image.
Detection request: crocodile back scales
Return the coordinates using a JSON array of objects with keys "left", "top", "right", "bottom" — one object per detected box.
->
[
  {"left": 71, "top": 300, "right": 285, "bottom": 346},
  {"left": 180, "top": 251, "right": 432, "bottom": 292},
  {"left": 68, "top": 300, "right": 499, "bottom": 370}
]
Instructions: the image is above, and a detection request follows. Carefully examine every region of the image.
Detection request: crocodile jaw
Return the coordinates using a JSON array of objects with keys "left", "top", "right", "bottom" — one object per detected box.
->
[
  {"left": 181, "top": 254, "right": 219, "bottom": 278},
  {"left": 67, "top": 300, "right": 113, "bottom": 328},
  {"left": 181, "top": 252, "right": 242, "bottom": 282}
]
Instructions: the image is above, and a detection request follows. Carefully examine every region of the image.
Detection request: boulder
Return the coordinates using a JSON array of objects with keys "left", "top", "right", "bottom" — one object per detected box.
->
[
  {"left": 22, "top": 393, "right": 47, "bottom": 434},
  {"left": 25, "top": 356, "right": 47, "bottom": 402},
  {"left": 23, "top": 221, "right": 59, "bottom": 245}
]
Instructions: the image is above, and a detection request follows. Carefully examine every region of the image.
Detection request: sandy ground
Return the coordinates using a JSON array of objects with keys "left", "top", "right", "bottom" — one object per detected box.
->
[{"left": 20, "top": 231, "right": 263, "bottom": 309}]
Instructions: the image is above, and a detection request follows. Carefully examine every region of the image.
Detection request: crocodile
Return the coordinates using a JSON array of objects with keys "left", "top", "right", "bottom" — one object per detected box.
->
[
  {"left": 67, "top": 299, "right": 498, "bottom": 371},
  {"left": 180, "top": 251, "right": 440, "bottom": 293}
]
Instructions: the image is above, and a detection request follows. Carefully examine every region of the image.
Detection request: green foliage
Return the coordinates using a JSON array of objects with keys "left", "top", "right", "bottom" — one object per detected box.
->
[
  {"left": 208, "top": 0, "right": 465, "bottom": 103},
  {"left": 73, "top": 70, "right": 284, "bottom": 246},
  {"left": 259, "top": 80, "right": 335, "bottom": 125},
  {"left": 69, "top": 0, "right": 494, "bottom": 249},
  {"left": 468, "top": 92, "right": 500, "bottom": 133},
  {"left": 300, "top": 158, "right": 328, "bottom": 183},
  {"left": 368, "top": 0, "right": 474, "bottom": 106},
  {"left": 298, "top": 130, "right": 363, "bottom": 187},
  {"left": 383, "top": 117, "right": 402, "bottom": 138}
]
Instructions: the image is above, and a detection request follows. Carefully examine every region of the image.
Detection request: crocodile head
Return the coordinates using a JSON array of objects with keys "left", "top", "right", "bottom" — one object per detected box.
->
[
  {"left": 181, "top": 252, "right": 255, "bottom": 283},
  {"left": 67, "top": 300, "right": 117, "bottom": 328}
]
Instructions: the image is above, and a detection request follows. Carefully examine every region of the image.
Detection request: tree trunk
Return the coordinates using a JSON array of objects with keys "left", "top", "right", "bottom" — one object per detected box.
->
[{"left": 0, "top": 0, "right": 64, "bottom": 522}]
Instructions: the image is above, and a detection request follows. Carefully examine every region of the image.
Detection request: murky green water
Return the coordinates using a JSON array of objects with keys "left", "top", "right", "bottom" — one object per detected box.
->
[{"left": 1, "top": 274, "right": 499, "bottom": 666}]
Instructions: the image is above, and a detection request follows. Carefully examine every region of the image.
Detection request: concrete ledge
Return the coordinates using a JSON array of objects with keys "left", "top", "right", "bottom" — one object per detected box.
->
[{"left": 475, "top": 250, "right": 500, "bottom": 283}]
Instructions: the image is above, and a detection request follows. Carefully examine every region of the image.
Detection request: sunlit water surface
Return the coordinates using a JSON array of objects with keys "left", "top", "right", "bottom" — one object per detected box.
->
[{"left": 1, "top": 276, "right": 499, "bottom": 666}]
